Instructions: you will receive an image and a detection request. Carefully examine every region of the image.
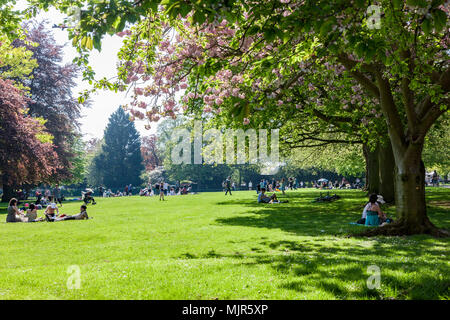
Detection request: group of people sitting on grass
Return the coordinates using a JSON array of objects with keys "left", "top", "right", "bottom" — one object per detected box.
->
[
  {"left": 6, "top": 198, "right": 89, "bottom": 223},
  {"left": 138, "top": 182, "right": 193, "bottom": 200}
]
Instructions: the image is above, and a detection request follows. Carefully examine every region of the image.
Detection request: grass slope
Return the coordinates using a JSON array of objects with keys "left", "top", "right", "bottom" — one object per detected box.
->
[{"left": 0, "top": 188, "right": 448, "bottom": 300}]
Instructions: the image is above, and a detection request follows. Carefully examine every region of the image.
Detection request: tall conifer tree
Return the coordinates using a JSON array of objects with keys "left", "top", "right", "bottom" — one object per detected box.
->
[{"left": 92, "top": 107, "right": 144, "bottom": 189}]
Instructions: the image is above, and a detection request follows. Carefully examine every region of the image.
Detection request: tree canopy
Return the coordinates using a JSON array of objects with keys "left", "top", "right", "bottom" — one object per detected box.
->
[{"left": 1, "top": 0, "right": 448, "bottom": 235}]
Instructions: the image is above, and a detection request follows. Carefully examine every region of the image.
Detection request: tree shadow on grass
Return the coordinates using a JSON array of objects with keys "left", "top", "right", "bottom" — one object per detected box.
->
[
  {"left": 216, "top": 190, "right": 368, "bottom": 206},
  {"left": 178, "top": 249, "right": 246, "bottom": 260},
  {"left": 175, "top": 236, "right": 449, "bottom": 299},
  {"left": 0, "top": 203, "right": 7, "bottom": 215},
  {"left": 215, "top": 200, "right": 372, "bottom": 237},
  {"left": 247, "top": 238, "right": 448, "bottom": 299},
  {"left": 214, "top": 190, "right": 449, "bottom": 237},
  {"left": 211, "top": 190, "right": 449, "bottom": 298}
]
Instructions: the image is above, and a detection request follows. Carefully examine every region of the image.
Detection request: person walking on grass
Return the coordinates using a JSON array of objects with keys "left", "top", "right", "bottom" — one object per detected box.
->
[
  {"left": 44, "top": 188, "right": 51, "bottom": 201},
  {"left": 163, "top": 182, "right": 169, "bottom": 196},
  {"left": 159, "top": 181, "right": 165, "bottom": 201},
  {"left": 225, "top": 177, "right": 232, "bottom": 195},
  {"left": 52, "top": 185, "right": 62, "bottom": 207},
  {"left": 281, "top": 178, "right": 286, "bottom": 195}
]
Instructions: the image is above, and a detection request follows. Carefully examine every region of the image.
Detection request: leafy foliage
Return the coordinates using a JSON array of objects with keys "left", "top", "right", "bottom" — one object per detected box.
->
[
  {"left": 0, "top": 79, "right": 60, "bottom": 191},
  {"left": 15, "top": 22, "right": 84, "bottom": 183}
]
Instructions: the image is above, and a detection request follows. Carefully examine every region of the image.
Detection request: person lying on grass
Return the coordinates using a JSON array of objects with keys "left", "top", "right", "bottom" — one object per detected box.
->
[
  {"left": 54, "top": 205, "right": 89, "bottom": 222},
  {"left": 257, "top": 188, "right": 280, "bottom": 203}
]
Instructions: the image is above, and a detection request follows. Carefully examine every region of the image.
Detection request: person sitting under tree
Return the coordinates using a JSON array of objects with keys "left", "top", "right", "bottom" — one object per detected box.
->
[{"left": 362, "top": 194, "right": 390, "bottom": 226}]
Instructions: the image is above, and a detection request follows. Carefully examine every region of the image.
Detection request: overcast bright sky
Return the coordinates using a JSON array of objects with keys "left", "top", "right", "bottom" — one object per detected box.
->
[{"left": 16, "top": 1, "right": 156, "bottom": 141}]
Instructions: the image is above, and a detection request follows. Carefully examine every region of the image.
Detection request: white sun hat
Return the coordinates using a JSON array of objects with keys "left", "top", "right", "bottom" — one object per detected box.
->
[{"left": 377, "top": 195, "right": 386, "bottom": 204}]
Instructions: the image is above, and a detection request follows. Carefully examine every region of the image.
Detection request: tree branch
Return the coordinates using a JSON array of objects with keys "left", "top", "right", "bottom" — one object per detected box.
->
[
  {"left": 374, "top": 71, "right": 406, "bottom": 152},
  {"left": 400, "top": 49, "right": 417, "bottom": 131},
  {"left": 312, "top": 109, "right": 353, "bottom": 124},
  {"left": 337, "top": 54, "right": 380, "bottom": 98},
  {"left": 417, "top": 66, "right": 450, "bottom": 123}
]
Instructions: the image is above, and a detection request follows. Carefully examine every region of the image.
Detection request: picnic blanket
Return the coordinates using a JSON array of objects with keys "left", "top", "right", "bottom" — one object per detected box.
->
[{"left": 349, "top": 222, "right": 376, "bottom": 227}]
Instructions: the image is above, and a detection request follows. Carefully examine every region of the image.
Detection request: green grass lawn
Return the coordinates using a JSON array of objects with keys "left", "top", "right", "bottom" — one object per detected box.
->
[{"left": 0, "top": 188, "right": 448, "bottom": 300}]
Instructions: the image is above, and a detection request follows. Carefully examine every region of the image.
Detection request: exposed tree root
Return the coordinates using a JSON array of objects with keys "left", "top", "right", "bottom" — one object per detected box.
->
[{"left": 353, "top": 220, "right": 450, "bottom": 238}]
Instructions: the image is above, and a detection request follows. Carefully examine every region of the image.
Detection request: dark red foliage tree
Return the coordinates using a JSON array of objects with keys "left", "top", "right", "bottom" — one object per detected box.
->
[
  {"left": 0, "top": 79, "right": 61, "bottom": 202},
  {"left": 15, "top": 21, "right": 82, "bottom": 182},
  {"left": 141, "top": 135, "right": 161, "bottom": 171}
]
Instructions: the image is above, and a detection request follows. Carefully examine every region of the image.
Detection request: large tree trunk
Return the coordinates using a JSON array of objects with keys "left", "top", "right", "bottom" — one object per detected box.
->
[
  {"left": 361, "top": 142, "right": 448, "bottom": 237},
  {"left": 378, "top": 140, "right": 395, "bottom": 203},
  {"left": 363, "top": 144, "right": 380, "bottom": 194},
  {"left": 363, "top": 141, "right": 395, "bottom": 203},
  {"left": 394, "top": 152, "right": 427, "bottom": 228},
  {"left": 341, "top": 52, "right": 449, "bottom": 237},
  {"left": 1, "top": 174, "right": 14, "bottom": 203}
]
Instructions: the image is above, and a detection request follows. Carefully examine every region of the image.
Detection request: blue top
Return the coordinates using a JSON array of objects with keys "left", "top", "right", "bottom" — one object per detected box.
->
[{"left": 257, "top": 193, "right": 263, "bottom": 203}]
